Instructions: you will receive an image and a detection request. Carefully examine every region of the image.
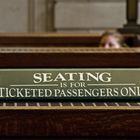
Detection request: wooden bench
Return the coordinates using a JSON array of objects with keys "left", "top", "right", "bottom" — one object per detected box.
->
[
  {"left": 0, "top": 33, "right": 138, "bottom": 47},
  {"left": 0, "top": 102, "right": 139, "bottom": 139},
  {"left": 0, "top": 47, "right": 139, "bottom": 68},
  {"left": 0, "top": 47, "right": 139, "bottom": 139}
]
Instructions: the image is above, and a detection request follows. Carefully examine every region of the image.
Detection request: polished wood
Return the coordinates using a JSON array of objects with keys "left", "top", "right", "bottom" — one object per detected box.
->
[
  {"left": 0, "top": 47, "right": 139, "bottom": 68},
  {"left": 0, "top": 102, "right": 139, "bottom": 138},
  {"left": 0, "top": 47, "right": 139, "bottom": 138},
  {"left": 0, "top": 33, "right": 137, "bottom": 47},
  {"left": 0, "top": 109, "right": 140, "bottom": 137}
]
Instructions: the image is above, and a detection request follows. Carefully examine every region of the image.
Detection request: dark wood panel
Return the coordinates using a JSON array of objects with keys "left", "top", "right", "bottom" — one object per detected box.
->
[
  {"left": 0, "top": 47, "right": 139, "bottom": 68},
  {"left": 0, "top": 109, "right": 139, "bottom": 137},
  {"left": 0, "top": 47, "right": 139, "bottom": 138},
  {"left": 0, "top": 33, "right": 137, "bottom": 47}
]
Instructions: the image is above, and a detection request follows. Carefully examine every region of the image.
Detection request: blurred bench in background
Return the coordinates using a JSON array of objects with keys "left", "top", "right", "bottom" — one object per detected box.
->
[{"left": 0, "top": 33, "right": 138, "bottom": 47}]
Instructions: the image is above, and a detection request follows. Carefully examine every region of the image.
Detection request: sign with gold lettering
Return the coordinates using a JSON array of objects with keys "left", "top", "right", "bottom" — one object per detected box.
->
[{"left": 0, "top": 68, "right": 140, "bottom": 101}]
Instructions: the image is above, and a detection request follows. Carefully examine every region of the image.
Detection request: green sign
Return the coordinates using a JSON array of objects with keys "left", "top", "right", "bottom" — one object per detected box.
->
[{"left": 0, "top": 68, "right": 140, "bottom": 101}]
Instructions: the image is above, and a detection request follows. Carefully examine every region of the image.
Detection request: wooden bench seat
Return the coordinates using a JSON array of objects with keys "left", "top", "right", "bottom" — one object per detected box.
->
[
  {"left": 0, "top": 33, "right": 137, "bottom": 47},
  {"left": 0, "top": 47, "right": 139, "bottom": 68},
  {"left": 0, "top": 47, "right": 139, "bottom": 139},
  {"left": 0, "top": 102, "right": 139, "bottom": 138}
]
